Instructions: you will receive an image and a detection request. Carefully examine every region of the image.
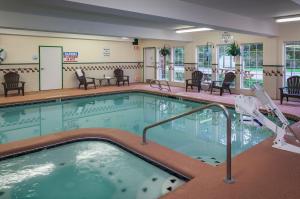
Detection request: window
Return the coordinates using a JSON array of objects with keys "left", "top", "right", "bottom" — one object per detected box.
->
[
  {"left": 157, "top": 47, "right": 171, "bottom": 81},
  {"left": 241, "top": 43, "right": 263, "bottom": 89},
  {"left": 217, "top": 45, "right": 235, "bottom": 84},
  {"left": 173, "top": 47, "right": 184, "bottom": 82},
  {"left": 197, "top": 45, "right": 212, "bottom": 81},
  {"left": 284, "top": 42, "right": 300, "bottom": 84}
]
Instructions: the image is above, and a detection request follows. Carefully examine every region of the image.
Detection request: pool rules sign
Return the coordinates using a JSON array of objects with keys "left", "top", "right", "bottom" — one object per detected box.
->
[{"left": 64, "top": 52, "right": 79, "bottom": 62}]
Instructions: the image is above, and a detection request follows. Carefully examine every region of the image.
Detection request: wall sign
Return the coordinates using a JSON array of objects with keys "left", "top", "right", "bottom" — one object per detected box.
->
[
  {"left": 64, "top": 52, "right": 79, "bottom": 62},
  {"left": 103, "top": 48, "right": 110, "bottom": 57}
]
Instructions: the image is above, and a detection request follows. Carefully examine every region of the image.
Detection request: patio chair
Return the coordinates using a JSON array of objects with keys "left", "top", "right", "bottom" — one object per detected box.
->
[
  {"left": 210, "top": 72, "right": 236, "bottom": 96},
  {"left": 75, "top": 69, "right": 96, "bottom": 90},
  {"left": 114, "top": 68, "right": 129, "bottom": 86},
  {"left": 279, "top": 76, "right": 300, "bottom": 104},
  {"left": 186, "top": 71, "right": 203, "bottom": 92},
  {"left": 2, "top": 72, "right": 25, "bottom": 97}
]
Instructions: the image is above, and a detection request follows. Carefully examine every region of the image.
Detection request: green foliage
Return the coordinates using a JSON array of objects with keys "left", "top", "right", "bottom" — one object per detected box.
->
[
  {"left": 226, "top": 42, "right": 241, "bottom": 57},
  {"left": 160, "top": 46, "right": 171, "bottom": 57}
]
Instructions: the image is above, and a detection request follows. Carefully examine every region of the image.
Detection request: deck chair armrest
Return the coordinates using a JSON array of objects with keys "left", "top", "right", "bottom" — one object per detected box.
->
[
  {"left": 124, "top": 75, "right": 129, "bottom": 80},
  {"left": 211, "top": 80, "right": 222, "bottom": 86},
  {"left": 279, "top": 87, "right": 288, "bottom": 93},
  {"left": 185, "top": 79, "right": 192, "bottom": 83},
  {"left": 86, "top": 77, "right": 95, "bottom": 80}
]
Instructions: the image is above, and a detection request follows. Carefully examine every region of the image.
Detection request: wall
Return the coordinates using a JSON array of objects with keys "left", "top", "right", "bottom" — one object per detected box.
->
[
  {"left": 0, "top": 34, "right": 142, "bottom": 94},
  {"left": 140, "top": 27, "right": 300, "bottom": 99}
]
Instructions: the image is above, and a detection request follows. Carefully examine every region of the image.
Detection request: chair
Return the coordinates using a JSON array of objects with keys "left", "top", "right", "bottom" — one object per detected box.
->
[
  {"left": 75, "top": 69, "right": 96, "bottom": 90},
  {"left": 186, "top": 71, "right": 203, "bottom": 92},
  {"left": 210, "top": 72, "right": 236, "bottom": 96},
  {"left": 2, "top": 72, "right": 25, "bottom": 97},
  {"left": 114, "top": 69, "right": 129, "bottom": 86},
  {"left": 279, "top": 76, "right": 300, "bottom": 104}
]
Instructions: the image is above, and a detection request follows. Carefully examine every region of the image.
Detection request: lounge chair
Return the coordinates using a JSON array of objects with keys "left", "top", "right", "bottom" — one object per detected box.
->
[
  {"left": 75, "top": 69, "right": 96, "bottom": 90},
  {"left": 186, "top": 71, "right": 203, "bottom": 92},
  {"left": 114, "top": 68, "right": 129, "bottom": 86},
  {"left": 210, "top": 72, "right": 236, "bottom": 96},
  {"left": 2, "top": 72, "right": 25, "bottom": 97},
  {"left": 280, "top": 76, "right": 300, "bottom": 104}
]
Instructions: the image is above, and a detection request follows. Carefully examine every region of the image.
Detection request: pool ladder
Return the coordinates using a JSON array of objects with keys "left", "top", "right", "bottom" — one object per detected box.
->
[{"left": 142, "top": 103, "right": 235, "bottom": 184}]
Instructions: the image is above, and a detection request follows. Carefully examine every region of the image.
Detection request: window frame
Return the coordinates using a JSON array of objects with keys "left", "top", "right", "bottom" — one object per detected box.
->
[
  {"left": 284, "top": 41, "right": 300, "bottom": 85},
  {"left": 240, "top": 43, "right": 264, "bottom": 89},
  {"left": 172, "top": 47, "right": 185, "bottom": 82},
  {"left": 196, "top": 45, "right": 212, "bottom": 81}
]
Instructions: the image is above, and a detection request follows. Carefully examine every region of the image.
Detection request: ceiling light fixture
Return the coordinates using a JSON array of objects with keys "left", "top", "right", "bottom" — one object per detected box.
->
[
  {"left": 175, "top": 27, "right": 213, "bottom": 33},
  {"left": 121, "top": 37, "right": 129, "bottom": 40},
  {"left": 276, "top": 16, "right": 300, "bottom": 23}
]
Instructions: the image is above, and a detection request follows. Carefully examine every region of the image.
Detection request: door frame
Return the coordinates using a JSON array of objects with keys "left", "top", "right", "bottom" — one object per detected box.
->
[
  {"left": 143, "top": 47, "right": 156, "bottom": 82},
  {"left": 39, "top": 45, "right": 64, "bottom": 91}
]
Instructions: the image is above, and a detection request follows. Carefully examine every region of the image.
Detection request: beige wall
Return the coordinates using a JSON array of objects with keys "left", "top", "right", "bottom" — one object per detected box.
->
[
  {"left": 140, "top": 24, "right": 300, "bottom": 99},
  {"left": 2, "top": 22, "right": 300, "bottom": 99},
  {"left": 0, "top": 34, "right": 142, "bottom": 94}
]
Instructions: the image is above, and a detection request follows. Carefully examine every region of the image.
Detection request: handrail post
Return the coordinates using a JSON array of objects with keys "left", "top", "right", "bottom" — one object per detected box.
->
[
  {"left": 141, "top": 103, "right": 235, "bottom": 184},
  {"left": 224, "top": 112, "right": 235, "bottom": 184}
]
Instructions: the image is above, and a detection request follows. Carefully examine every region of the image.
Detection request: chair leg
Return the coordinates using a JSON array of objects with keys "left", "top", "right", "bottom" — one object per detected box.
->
[
  {"left": 84, "top": 84, "right": 87, "bottom": 90},
  {"left": 280, "top": 95, "right": 283, "bottom": 104},
  {"left": 128, "top": 80, "right": 129, "bottom": 86},
  {"left": 220, "top": 88, "right": 223, "bottom": 96},
  {"left": 198, "top": 85, "right": 201, "bottom": 92},
  {"left": 228, "top": 87, "right": 232, "bottom": 94},
  {"left": 210, "top": 86, "right": 213, "bottom": 94},
  {"left": 123, "top": 81, "right": 125, "bottom": 86},
  {"left": 4, "top": 90, "right": 7, "bottom": 97},
  {"left": 286, "top": 96, "right": 289, "bottom": 102},
  {"left": 22, "top": 88, "right": 25, "bottom": 96},
  {"left": 18, "top": 89, "right": 20, "bottom": 95}
]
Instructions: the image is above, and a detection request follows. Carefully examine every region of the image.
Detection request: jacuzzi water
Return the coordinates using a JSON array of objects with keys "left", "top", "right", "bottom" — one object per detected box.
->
[
  {"left": 0, "top": 92, "right": 273, "bottom": 165},
  {"left": 0, "top": 141, "right": 185, "bottom": 199}
]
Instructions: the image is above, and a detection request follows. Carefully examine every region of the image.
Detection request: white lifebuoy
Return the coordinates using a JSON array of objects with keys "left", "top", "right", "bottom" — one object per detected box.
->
[{"left": 0, "top": 48, "right": 7, "bottom": 62}]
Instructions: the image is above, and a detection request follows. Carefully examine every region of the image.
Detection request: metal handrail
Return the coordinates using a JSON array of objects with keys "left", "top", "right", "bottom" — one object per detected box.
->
[{"left": 142, "top": 103, "right": 235, "bottom": 184}]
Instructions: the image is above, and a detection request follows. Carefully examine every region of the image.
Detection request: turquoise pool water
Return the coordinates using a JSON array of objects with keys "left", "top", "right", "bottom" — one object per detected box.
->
[
  {"left": 0, "top": 92, "right": 272, "bottom": 165},
  {"left": 0, "top": 141, "right": 185, "bottom": 199}
]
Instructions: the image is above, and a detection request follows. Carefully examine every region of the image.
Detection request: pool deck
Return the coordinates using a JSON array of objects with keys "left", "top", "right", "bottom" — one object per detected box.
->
[
  {"left": 0, "top": 128, "right": 299, "bottom": 199},
  {"left": 0, "top": 83, "right": 299, "bottom": 120}
]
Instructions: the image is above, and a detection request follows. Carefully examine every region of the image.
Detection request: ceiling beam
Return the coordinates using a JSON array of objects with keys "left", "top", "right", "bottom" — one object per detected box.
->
[
  {"left": 64, "top": 0, "right": 279, "bottom": 36},
  {"left": 0, "top": 10, "right": 192, "bottom": 41}
]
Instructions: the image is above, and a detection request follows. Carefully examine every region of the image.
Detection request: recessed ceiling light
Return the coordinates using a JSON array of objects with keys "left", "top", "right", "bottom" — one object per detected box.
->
[
  {"left": 121, "top": 37, "right": 129, "bottom": 40},
  {"left": 276, "top": 16, "right": 300, "bottom": 23},
  {"left": 176, "top": 28, "right": 213, "bottom": 34}
]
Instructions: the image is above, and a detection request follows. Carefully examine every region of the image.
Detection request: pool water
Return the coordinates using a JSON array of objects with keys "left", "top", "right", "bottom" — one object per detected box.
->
[
  {"left": 0, "top": 92, "right": 273, "bottom": 165},
  {"left": 0, "top": 141, "right": 185, "bottom": 199}
]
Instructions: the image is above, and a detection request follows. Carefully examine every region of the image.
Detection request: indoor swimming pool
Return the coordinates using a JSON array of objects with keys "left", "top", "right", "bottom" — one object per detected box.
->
[
  {"left": 0, "top": 92, "right": 273, "bottom": 165},
  {"left": 0, "top": 140, "right": 185, "bottom": 199}
]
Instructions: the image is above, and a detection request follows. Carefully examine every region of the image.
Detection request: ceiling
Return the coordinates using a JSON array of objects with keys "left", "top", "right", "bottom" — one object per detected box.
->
[
  {"left": 0, "top": 0, "right": 194, "bottom": 30},
  {"left": 0, "top": 0, "right": 286, "bottom": 39},
  {"left": 180, "top": 0, "right": 300, "bottom": 19}
]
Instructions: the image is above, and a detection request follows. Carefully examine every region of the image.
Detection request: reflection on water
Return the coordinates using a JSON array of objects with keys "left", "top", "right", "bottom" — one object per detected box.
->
[{"left": 0, "top": 93, "right": 273, "bottom": 164}]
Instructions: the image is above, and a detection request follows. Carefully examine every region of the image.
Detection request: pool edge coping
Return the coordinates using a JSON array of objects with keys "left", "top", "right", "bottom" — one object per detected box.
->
[{"left": 0, "top": 87, "right": 298, "bottom": 121}]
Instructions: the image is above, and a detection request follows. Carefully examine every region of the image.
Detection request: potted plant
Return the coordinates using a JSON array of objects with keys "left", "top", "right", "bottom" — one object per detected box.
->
[
  {"left": 227, "top": 42, "right": 241, "bottom": 57},
  {"left": 159, "top": 46, "right": 171, "bottom": 79},
  {"left": 159, "top": 46, "right": 171, "bottom": 57}
]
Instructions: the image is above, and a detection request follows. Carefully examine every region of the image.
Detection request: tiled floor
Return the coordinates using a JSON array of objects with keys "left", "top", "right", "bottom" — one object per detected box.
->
[
  {"left": 0, "top": 83, "right": 299, "bottom": 120},
  {"left": 1, "top": 128, "right": 300, "bottom": 199}
]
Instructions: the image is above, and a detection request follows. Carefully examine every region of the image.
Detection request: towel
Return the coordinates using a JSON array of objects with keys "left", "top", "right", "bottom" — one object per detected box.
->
[{"left": 76, "top": 69, "right": 83, "bottom": 77}]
